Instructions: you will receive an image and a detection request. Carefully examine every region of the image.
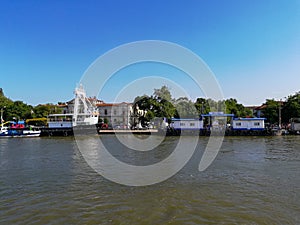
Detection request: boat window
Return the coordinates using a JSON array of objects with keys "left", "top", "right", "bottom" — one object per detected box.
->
[{"left": 254, "top": 122, "right": 260, "bottom": 126}]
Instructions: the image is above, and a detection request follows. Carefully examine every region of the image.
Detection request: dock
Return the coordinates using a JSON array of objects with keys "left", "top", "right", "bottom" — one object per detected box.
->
[
  {"left": 40, "top": 127, "right": 160, "bottom": 136},
  {"left": 98, "top": 129, "right": 159, "bottom": 134}
]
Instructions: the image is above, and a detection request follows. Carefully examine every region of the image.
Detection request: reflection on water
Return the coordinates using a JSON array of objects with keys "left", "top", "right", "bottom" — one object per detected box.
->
[{"left": 0, "top": 136, "right": 299, "bottom": 224}]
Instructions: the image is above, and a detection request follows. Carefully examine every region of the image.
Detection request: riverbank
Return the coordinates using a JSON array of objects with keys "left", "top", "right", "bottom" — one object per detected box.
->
[{"left": 39, "top": 127, "right": 296, "bottom": 137}]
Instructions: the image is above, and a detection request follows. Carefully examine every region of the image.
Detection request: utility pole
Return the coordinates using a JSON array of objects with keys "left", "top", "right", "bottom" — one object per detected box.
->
[
  {"left": 279, "top": 99, "right": 282, "bottom": 129},
  {"left": 1, "top": 106, "right": 6, "bottom": 127}
]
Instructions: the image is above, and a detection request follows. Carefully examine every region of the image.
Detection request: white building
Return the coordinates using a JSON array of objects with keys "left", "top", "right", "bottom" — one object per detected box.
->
[
  {"left": 97, "top": 102, "right": 133, "bottom": 128},
  {"left": 170, "top": 118, "right": 203, "bottom": 130},
  {"left": 290, "top": 118, "right": 300, "bottom": 131},
  {"left": 232, "top": 118, "right": 265, "bottom": 130}
]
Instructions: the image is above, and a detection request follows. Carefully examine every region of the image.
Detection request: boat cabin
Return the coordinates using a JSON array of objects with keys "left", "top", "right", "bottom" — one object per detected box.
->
[
  {"left": 170, "top": 118, "right": 203, "bottom": 130},
  {"left": 201, "top": 112, "right": 234, "bottom": 130},
  {"left": 232, "top": 118, "right": 265, "bottom": 130},
  {"left": 48, "top": 114, "right": 73, "bottom": 128}
]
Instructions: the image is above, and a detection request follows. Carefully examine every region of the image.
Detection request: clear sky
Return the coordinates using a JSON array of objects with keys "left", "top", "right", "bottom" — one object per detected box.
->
[{"left": 1, "top": 0, "right": 300, "bottom": 106}]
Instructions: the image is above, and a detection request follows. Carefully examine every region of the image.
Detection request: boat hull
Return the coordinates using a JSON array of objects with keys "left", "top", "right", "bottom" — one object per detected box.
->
[
  {"left": 40, "top": 124, "right": 99, "bottom": 136},
  {"left": 0, "top": 129, "right": 41, "bottom": 137}
]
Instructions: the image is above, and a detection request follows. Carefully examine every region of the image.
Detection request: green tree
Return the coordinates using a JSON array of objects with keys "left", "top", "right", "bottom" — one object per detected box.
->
[
  {"left": 33, "top": 104, "right": 61, "bottom": 118},
  {"left": 132, "top": 86, "right": 176, "bottom": 125},
  {"left": 262, "top": 99, "right": 279, "bottom": 124},
  {"left": 195, "top": 98, "right": 211, "bottom": 114},
  {"left": 153, "top": 85, "right": 172, "bottom": 102},
  {"left": 225, "top": 98, "right": 252, "bottom": 117},
  {"left": 145, "top": 110, "right": 155, "bottom": 121},
  {"left": 5, "top": 100, "right": 33, "bottom": 121},
  {"left": 205, "top": 99, "right": 226, "bottom": 112},
  {"left": 174, "top": 97, "right": 198, "bottom": 118},
  {"left": 282, "top": 92, "right": 300, "bottom": 123}
]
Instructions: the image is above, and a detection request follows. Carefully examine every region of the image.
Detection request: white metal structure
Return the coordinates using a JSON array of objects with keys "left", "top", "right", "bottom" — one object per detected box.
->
[{"left": 48, "top": 85, "right": 99, "bottom": 128}]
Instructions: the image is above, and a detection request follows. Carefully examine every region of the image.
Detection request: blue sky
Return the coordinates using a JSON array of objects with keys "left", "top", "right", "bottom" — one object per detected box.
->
[{"left": 1, "top": 0, "right": 300, "bottom": 106}]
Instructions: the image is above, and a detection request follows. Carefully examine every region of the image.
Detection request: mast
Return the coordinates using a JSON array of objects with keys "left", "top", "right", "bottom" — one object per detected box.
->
[
  {"left": 73, "top": 84, "right": 87, "bottom": 126},
  {"left": 1, "top": 106, "right": 5, "bottom": 129}
]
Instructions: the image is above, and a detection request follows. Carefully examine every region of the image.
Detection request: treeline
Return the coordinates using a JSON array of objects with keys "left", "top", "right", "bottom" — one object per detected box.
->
[
  {"left": 132, "top": 86, "right": 300, "bottom": 126},
  {"left": 262, "top": 96, "right": 300, "bottom": 124},
  {"left": 132, "top": 86, "right": 252, "bottom": 126},
  {"left": 0, "top": 88, "right": 62, "bottom": 122},
  {"left": 1, "top": 86, "right": 300, "bottom": 126}
]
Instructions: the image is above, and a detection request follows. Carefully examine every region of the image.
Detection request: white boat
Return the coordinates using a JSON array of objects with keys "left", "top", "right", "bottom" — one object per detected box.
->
[
  {"left": 0, "top": 126, "right": 41, "bottom": 137},
  {"left": 0, "top": 126, "right": 8, "bottom": 136},
  {"left": 1, "top": 113, "right": 41, "bottom": 137},
  {"left": 45, "top": 85, "right": 99, "bottom": 135},
  {"left": 9, "top": 128, "right": 41, "bottom": 137}
]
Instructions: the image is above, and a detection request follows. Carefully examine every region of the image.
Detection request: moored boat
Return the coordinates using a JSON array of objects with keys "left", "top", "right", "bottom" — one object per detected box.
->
[
  {"left": 0, "top": 120, "right": 41, "bottom": 137},
  {"left": 41, "top": 85, "right": 99, "bottom": 136}
]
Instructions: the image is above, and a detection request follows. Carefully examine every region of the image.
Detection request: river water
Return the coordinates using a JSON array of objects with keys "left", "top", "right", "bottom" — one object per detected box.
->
[{"left": 0, "top": 135, "right": 299, "bottom": 224}]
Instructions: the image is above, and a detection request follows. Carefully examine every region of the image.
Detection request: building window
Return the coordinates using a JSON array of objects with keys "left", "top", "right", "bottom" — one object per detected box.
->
[
  {"left": 104, "top": 109, "right": 107, "bottom": 115},
  {"left": 114, "top": 110, "right": 117, "bottom": 115},
  {"left": 254, "top": 122, "right": 260, "bottom": 126},
  {"left": 236, "top": 122, "right": 241, "bottom": 126}
]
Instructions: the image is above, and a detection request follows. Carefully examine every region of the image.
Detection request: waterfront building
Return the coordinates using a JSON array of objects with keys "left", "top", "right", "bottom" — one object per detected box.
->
[
  {"left": 201, "top": 112, "right": 235, "bottom": 129},
  {"left": 232, "top": 117, "right": 265, "bottom": 130},
  {"left": 170, "top": 118, "right": 203, "bottom": 130},
  {"left": 96, "top": 102, "right": 133, "bottom": 128}
]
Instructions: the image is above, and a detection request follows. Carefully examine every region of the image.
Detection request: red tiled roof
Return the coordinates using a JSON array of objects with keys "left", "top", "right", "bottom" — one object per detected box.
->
[{"left": 96, "top": 102, "right": 132, "bottom": 107}]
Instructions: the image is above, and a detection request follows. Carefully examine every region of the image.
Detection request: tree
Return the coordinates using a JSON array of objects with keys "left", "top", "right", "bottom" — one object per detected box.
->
[
  {"left": 132, "top": 86, "right": 177, "bottom": 125},
  {"left": 145, "top": 110, "right": 155, "bottom": 121},
  {"left": 153, "top": 85, "right": 172, "bottom": 102},
  {"left": 4, "top": 100, "right": 33, "bottom": 121},
  {"left": 225, "top": 98, "right": 252, "bottom": 117},
  {"left": 205, "top": 98, "right": 226, "bottom": 112},
  {"left": 195, "top": 98, "right": 211, "bottom": 114},
  {"left": 33, "top": 104, "right": 62, "bottom": 118},
  {"left": 282, "top": 92, "right": 300, "bottom": 123},
  {"left": 262, "top": 99, "right": 279, "bottom": 124},
  {"left": 174, "top": 97, "right": 198, "bottom": 118}
]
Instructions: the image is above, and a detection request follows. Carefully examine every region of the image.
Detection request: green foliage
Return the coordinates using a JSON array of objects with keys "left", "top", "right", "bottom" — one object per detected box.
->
[
  {"left": 145, "top": 110, "right": 155, "bottom": 121},
  {"left": 174, "top": 97, "right": 198, "bottom": 118},
  {"left": 103, "top": 118, "right": 109, "bottom": 124},
  {"left": 195, "top": 98, "right": 211, "bottom": 114},
  {"left": 153, "top": 85, "right": 172, "bottom": 102},
  {"left": 0, "top": 89, "right": 62, "bottom": 122},
  {"left": 33, "top": 104, "right": 62, "bottom": 118},
  {"left": 132, "top": 86, "right": 176, "bottom": 125},
  {"left": 282, "top": 92, "right": 300, "bottom": 123},
  {"left": 206, "top": 99, "right": 226, "bottom": 112},
  {"left": 225, "top": 98, "right": 252, "bottom": 117},
  {"left": 1, "top": 99, "right": 33, "bottom": 121},
  {"left": 262, "top": 99, "right": 279, "bottom": 124},
  {"left": 0, "top": 92, "right": 14, "bottom": 121}
]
